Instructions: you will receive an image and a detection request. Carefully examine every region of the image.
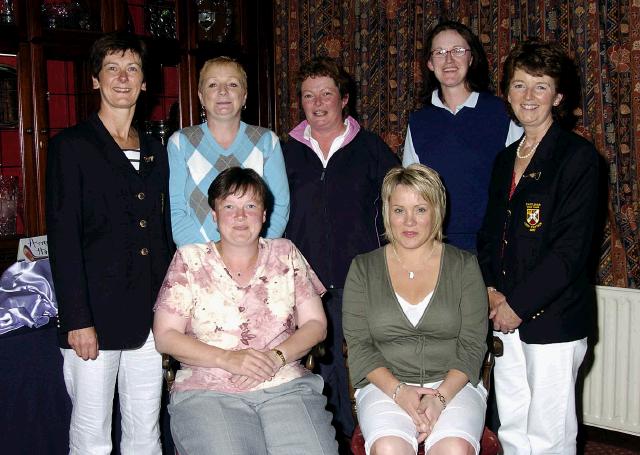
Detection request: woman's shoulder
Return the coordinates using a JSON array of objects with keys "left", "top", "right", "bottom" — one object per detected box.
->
[
  {"left": 477, "top": 91, "right": 505, "bottom": 105},
  {"left": 351, "top": 246, "right": 386, "bottom": 268},
  {"left": 408, "top": 104, "right": 439, "bottom": 123},
  {"left": 177, "top": 242, "right": 215, "bottom": 261},
  {"left": 550, "top": 126, "right": 599, "bottom": 165},
  {"left": 442, "top": 244, "right": 479, "bottom": 268},
  {"left": 174, "top": 124, "right": 203, "bottom": 138},
  {"left": 168, "top": 124, "right": 205, "bottom": 148},
  {"left": 349, "top": 128, "right": 395, "bottom": 159},
  {"left": 243, "top": 122, "right": 278, "bottom": 142},
  {"left": 559, "top": 128, "right": 597, "bottom": 151},
  {"left": 263, "top": 237, "right": 295, "bottom": 252}
]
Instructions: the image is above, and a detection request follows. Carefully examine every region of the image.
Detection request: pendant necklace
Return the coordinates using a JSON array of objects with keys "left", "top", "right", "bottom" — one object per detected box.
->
[
  {"left": 217, "top": 244, "right": 258, "bottom": 279},
  {"left": 392, "top": 242, "right": 437, "bottom": 280}
]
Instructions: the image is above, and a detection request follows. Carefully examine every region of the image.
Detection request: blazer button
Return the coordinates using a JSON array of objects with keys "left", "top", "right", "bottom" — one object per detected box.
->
[
  {"left": 503, "top": 239, "right": 508, "bottom": 245},
  {"left": 140, "top": 247, "right": 149, "bottom": 256},
  {"left": 139, "top": 219, "right": 148, "bottom": 228},
  {"left": 507, "top": 209, "right": 511, "bottom": 216},
  {"left": 502, "top": 270, "right": 506, "bottom": 276},
  {"left": 137, "top": 192, "right": 146, "bottom": 200}
]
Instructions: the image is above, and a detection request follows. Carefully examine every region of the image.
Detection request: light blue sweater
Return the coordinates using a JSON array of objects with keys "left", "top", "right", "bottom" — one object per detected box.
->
[{"left": 168, "top": 121, "right": 290, "bottom": 246}]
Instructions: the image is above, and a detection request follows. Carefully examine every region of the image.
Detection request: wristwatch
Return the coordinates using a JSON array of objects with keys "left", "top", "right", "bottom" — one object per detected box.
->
[{"left": 272, "top": 348, "right": 286, "bottom": 366}]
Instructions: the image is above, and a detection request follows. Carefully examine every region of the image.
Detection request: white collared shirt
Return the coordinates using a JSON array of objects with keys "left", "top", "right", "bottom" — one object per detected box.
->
[
  {"left": 402, "top": 90, "right": 523, "bottom": 166},
  {"left": 303, "top": 119, "right": 350, "bottom": 168}
]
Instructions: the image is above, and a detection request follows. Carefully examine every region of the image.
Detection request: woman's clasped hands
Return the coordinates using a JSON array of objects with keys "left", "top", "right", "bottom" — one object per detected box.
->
[
  {"left": 394, "top": 384, "right": 439, "bottom": 442},
  {"left": 225, "top": 348, "right": 283, "bottom": 390}
]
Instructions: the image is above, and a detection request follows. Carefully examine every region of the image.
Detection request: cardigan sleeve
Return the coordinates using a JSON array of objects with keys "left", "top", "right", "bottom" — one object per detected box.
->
[
  {"left": 262, "top": 131, "right": 290, "bottom": 239},
  {"left": 342, "top": 255, "right": 388, "bottom": 388},
  {"left": 447, "top": 254, "right": 488, "bottom": 385},
  {"left": 168, "top": 131, "right": 206, "bottom": 247},
  {"left": 45, "top": 134, "right": 93, "bottom": 333}
]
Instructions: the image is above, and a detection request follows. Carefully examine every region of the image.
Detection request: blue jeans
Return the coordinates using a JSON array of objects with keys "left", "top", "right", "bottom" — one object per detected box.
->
[{"left": 169, "top": 374, "right": 338, "bottom": 455}]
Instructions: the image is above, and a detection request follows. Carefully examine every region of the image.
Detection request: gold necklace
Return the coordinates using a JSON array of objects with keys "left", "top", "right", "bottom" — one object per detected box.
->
[
  {"left": 516, "top": 136, "right": 540, "bottom": 159},
  {"left": 392, "top": 242, "right": 438, "bottom": 280}
]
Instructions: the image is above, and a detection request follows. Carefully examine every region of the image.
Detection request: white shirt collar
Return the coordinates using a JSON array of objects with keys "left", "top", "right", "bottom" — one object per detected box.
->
[
  {"left": 303, "top": 119, "right": 350, "bottom": 168},
  {"left": 431, "top": 90, "right": 479, "bottom": 114}
]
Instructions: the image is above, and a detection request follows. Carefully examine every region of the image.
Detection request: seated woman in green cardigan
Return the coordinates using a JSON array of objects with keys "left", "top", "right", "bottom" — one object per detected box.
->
[{"left": 343, "top": 164, "right": 488, "bottom": 455}]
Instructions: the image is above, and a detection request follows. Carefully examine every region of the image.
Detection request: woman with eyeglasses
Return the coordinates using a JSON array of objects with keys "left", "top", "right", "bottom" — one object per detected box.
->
[{"left": 403, "top": 21, "right": 522, "bottom": 253}]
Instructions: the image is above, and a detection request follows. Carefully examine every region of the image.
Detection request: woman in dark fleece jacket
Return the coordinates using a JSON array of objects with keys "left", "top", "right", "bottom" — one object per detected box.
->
[{"left": 282, "top": 56, "right": 399, "bottom": 447}]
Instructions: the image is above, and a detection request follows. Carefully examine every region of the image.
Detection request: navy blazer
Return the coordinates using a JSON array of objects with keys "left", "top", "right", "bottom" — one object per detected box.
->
[
  {"left": 477, "top": 123, "right": 599, "bottom": 344},
  {"left": 46, "top": 113, "right": 174, "bottom": 350}
]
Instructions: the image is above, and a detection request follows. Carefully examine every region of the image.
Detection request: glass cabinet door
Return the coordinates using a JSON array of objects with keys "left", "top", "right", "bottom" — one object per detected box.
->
[{"left": 0, "top": 54, "right": 22, "bottom": 238}]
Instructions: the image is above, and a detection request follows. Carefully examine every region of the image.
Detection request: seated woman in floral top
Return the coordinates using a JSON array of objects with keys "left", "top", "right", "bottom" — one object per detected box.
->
[{"left": 153, "top": 167, "right": 338, "bottom": 455}]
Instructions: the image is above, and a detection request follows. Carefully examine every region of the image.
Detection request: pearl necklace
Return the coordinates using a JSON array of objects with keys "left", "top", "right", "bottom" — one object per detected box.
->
[
  {"left": 516, "top": 135, "right": 541, "bottom": 159},
  {"left": 392, "top": 242, "right": 438, "bottom": 280}
]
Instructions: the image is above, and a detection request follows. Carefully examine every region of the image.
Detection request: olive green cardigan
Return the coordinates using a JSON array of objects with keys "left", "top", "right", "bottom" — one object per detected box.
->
[{"left": 342, "top": 244, "right": 488, "bottom": 389}]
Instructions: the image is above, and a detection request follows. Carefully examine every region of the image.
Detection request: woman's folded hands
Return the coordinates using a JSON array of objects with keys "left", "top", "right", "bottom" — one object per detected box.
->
[
  {"left": 395, "top": 385, "right": 437, "bottom": 442},
  {"left": 224, "top": 348, "right": 283, "bottom": 390}
]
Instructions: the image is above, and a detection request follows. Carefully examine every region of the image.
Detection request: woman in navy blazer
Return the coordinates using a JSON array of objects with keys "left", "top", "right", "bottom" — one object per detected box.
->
[
  {"left": 46, "top": 32, "right": 173, "bottom": 454},
  {"left": 477, "top": 40, "right": 599, "bottom": 455}
]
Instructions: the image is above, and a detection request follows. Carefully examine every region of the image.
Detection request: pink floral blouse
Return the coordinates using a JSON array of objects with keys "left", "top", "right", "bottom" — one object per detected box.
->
[{"left": 154, "top": 238, "right": 326, "bottom": 393}]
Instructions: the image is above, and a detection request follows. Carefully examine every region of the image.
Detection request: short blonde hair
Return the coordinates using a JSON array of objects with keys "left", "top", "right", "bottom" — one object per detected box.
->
[
  {"left": 198, "top": 56, "right": 248, "bottom": 92},
  {"left": 381, "top": 164, "right": 447, "bottom": 243}
]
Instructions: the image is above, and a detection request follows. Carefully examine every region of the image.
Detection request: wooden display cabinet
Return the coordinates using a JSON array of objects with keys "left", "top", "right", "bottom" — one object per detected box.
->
[{"left": 0, "top": 0, "right": 275, "bottom": 272}]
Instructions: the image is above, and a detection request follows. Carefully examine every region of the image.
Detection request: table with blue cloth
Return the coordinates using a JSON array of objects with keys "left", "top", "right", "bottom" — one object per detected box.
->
[{"left": 0, "top": 259, "right": 174, "bottom": 454}]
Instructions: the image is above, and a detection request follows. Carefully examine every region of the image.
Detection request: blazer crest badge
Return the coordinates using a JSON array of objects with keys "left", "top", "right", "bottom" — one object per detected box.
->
[{"left": 525, "top": 202, "right": 542, "bottom": 232}]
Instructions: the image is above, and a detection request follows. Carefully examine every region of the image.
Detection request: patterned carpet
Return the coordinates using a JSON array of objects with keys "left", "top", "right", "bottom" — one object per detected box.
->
[
  {"left": 581, "top": 427, "right": 640, "bottom": 455},
  {"left": 583, "top": 441, "right": 640, "bottom": 455}
]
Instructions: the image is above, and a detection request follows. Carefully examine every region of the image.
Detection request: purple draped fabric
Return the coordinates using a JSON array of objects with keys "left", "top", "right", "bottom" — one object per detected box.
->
[{"left": 0, "top": 259, "right": 57, "bottom": 335}]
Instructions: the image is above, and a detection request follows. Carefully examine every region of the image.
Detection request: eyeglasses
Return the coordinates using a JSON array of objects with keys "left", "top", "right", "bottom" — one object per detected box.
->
[{"left": 430, "top": 47, "right": 471, "bottom": 59}]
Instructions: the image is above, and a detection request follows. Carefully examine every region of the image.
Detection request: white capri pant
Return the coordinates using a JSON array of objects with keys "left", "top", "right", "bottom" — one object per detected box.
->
[
  {"left": 61, "top": 330, "right": 163, "bottom": 455},
  {"left": 494, "top": 330, "right": 587, "bottom": 455},
  {"left": 355, "top": 380, "right": 487, "bottom": 455}
]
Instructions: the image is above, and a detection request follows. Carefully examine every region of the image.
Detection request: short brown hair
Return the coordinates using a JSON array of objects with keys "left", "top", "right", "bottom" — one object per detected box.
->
[
  {"left": 381, "top": 164, "right": 447, "bottom": 243},
  {"left": 207, "top": 167, "right": 268, "bottom": 210},
  {"left": 500, "top": 39, "right": 581, "bottom": 129},
  {"left": 296, "top": 56, "right": 351, "bottom": 116},
  {"left": 90, "top": 32, "right": 147, "bottom": 81}
]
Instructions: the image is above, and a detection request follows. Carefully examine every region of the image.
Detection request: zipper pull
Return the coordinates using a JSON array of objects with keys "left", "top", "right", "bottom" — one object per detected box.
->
[{"left": 320, "top": 170, "right": 325, "bottom": 181}]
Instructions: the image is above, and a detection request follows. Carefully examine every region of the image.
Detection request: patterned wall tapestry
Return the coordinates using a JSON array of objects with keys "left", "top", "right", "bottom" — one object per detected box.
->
[{"left": 273, "top": 0, "right": 640, "bottom": 288}]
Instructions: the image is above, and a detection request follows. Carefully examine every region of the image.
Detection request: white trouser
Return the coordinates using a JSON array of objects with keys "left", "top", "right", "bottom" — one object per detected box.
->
[
  {"left": 493, "top": 330, "right": 587, "bottom": 455},
  {"left": 61, "top": 330, "right": 163, "bottom": 455}
]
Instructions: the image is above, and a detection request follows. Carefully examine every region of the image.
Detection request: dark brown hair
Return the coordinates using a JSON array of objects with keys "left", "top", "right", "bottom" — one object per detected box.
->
[
  {"left": 423, "top": 20, "right": 490, "bottom": 103},
  {"left": 207, "top": 167, "right": 268, "bottom": 210},
  {"left": 296, "top": 56, "right": 352, "bottom": 116},
  {"left": 90, "top": 32, "right": 148, "bottom": 81},
  {"left": 500, "top": 39, "right": 581, "bottom": 129}
]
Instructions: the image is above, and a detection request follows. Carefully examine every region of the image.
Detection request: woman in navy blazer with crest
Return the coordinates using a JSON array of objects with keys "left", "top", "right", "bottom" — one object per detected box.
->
[
  {"left": 46, "top": 32, "right": 173, "bottom": 454},
  {"left": 477, "top": 40, "right": 599, "bottom": 455}
]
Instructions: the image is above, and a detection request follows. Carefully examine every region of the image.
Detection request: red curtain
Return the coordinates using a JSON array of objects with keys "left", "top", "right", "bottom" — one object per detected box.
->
[{"left": 273, "top": 0, "right": 640, "bottom": 288}]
